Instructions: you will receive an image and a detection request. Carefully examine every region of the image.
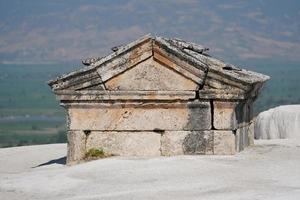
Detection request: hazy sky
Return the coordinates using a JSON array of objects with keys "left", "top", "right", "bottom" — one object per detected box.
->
[{"left": 0, "top": 0, "right": 299, "bottom": 63}]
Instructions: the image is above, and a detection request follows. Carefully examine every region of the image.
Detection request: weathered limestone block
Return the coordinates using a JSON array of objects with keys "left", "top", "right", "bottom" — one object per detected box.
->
[
  {"left": 213, "top": 101, "right": 238, "bottom": 130},
  {"left": 204, "top": 75, "right": 247, "bottom": 91},
  {"left": 67, "top": 130, "right": 86, "bottom": 165},
  {"left": 86, "top": 131, "right": 161, "bottom": 156},
  {"left": 57, "top": 90, "right": 196, "bottom": 101},
  {"left": 235, "top": 100, "right": 253, "bottom": 128},
  {"left": 213, "top": 131, "right": 236, "bottom": 155},
  {"left": 67, "top": 101, "right": 211, "bottom": 131},
  {"left": 235, "top": 128, "right": 243, "bottom": 152},
  {"left": 242, "top": 126, "right": 249, "bottom": 149},
  {"left": 247, "top": 102, "right": 254, "bottom": 124},
  {"left": 235, "top": 125, "right": 252, "bottom": 152},
  {"left": 198, "top": 89, "right": 246, "bottom": 100},
  {"left": 161, "top": 131, "right": 213, "bottom": 156},
  {"left": 248, "top": 122, "right": 255, "bottom": 146}
]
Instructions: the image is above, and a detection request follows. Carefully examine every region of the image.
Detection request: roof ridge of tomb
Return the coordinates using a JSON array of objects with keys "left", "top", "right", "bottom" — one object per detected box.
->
[
  {"left": 157, "top": 36, "right": 269, "bottom": 84},
  {"left": 48, "top": 34, "right": 269, "bottom": 88}
]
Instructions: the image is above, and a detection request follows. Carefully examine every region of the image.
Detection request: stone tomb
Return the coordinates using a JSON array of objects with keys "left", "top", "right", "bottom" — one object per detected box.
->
[{"left": 48, "top": 34, "right": 269, "bottom": 165}]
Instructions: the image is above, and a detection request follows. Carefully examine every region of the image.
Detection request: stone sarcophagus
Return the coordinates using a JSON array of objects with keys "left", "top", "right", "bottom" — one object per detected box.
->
[{"left": 48, "top": 34, "right": 269, "bottom": 165}]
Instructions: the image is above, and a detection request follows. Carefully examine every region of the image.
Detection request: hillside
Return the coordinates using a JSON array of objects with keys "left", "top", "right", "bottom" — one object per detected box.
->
[
  {"left": 0, "top": 1, "right": 299, "bottom": 63},
  {"left": 1, "top": 140, "right": 300, "bottom": 200}
]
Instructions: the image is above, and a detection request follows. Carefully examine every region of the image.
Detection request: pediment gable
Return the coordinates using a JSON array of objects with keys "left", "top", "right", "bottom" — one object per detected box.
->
[
  {"left": 105, "top": 57, "right": 199, "bottom": 91},
  {"left": 48, "top": 34, "right": 269, "bottom": 100}
]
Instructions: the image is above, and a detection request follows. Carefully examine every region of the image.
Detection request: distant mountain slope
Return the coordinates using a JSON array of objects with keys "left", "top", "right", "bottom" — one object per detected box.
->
[{"left": 0, "top": 0, "right": 299, "bottom": 63}]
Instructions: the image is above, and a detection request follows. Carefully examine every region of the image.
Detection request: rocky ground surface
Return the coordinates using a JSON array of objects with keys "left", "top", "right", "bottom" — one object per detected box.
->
[{"left": 1, "top": 139, "right": 300, "bottom": 200}]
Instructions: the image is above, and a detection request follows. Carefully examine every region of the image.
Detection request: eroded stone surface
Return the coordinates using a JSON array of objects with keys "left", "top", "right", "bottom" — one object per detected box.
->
[
  {"left": 213, "top": 101, "right": 238, "bottom": 130},
  {"left": 248, "top": 122, "right": 255, "bottom": 146},
  {"left": 68, "top": 101, "right": 211, "bottom": 131},
  {"left": 235, "top": 128, "right": 243, "bottom": 152},
  {"left": 214, "top": 131, "right": 235, "bottom": 155},
  {"left": 67, "top": 130, "right": 86, "bottom": 165},
  {"left": 235, "top": 125, "right": 252, "bottom": 152},
  {"left": 56, "top": 90, "right": 196, "bottom": 101},
  {"left": 235, "top": 100, "right": 252, "bottom": 127},
  {"left": 161, "top": 131, "right": 213, "bottom": 156},
  {"left": 86, "top": 131, "right": 161, "bottom": 156}
]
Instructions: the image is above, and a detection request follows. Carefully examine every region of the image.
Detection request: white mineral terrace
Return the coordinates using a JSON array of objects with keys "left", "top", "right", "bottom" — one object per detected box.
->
[
  {"left": 1, "top": 138, "right": 300, "bottom": 200},
  {"left": 255, "top": 105, "right": 300, "bottom": 139}
]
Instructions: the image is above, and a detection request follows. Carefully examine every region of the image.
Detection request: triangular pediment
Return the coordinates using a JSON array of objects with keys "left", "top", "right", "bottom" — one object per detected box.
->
[
  {"left": 105, "top": 57, "right": 199, "bottom": 91},
  {"left": 48, "top": 34, "right": 269, "bottom": 99}
]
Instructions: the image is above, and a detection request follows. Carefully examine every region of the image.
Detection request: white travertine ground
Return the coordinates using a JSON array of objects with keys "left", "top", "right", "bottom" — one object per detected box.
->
[
  {"left": 255, "top": 105, "right": 300, "bottom": 139},
  {"left": 1, "top": 140, "right": 300, "bottom": 200}
]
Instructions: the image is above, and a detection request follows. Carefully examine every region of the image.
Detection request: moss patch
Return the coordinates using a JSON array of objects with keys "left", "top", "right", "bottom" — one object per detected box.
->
[{"left": 84, "top": 148, "right": 111, "bottom": 161}]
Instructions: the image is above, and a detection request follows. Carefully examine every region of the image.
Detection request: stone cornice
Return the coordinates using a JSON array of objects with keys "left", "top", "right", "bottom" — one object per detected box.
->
[{"left": 53, "top": 89, "right": 253, "bottom": 102}]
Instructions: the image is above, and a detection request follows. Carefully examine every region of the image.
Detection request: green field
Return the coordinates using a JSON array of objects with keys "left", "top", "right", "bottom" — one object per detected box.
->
[
  {"left": 0, "top": 62, "right": 299, "bottom": 147},
  {"left": 0, "top": 63, "right": 77, "bottom": 147},
  {"left": 0, "top": 63, "right": 79, "bottom": 116}
]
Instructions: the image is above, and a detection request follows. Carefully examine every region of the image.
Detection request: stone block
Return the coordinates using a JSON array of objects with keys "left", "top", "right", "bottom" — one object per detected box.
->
[
  {"left": 213, "top": 101, "right": 238, "bottom": 130},
  {"left": 67, "top": 130, "right": 86, "bottom": 165},
  {"left": 235, "top": 129, "right": 241, "bottom": 152},
  {"left": 248, "top": 122, "right": 254, "bottom": 146},
  {"left": 185, "top": 102, "right": 212, "bottom": 131},
  {"left": 247, "top": 102, "right": 254, "bottom": 123},
  {"left": 213, "top": 131, "right": 236, "bottom": 155},
  {"left": 161, "top": 131, "right": 213, "bottom": 156},
  {"left": 86, "top": 131, "right": 161, "bottom": 156},
  {"left": 235, "top": 101, "right": 245, "bottom": 126},
  {"left": 57, "top": 90, "right": 196, "bottom": 101},
  {"left": 235, "top": 125, "right": 252, "bottom": 152},
  {"left": 235, "top": 127, "right": 245, "bottom": 152},
  {"left": 243, "top": 126, "right": 249, "bottom": 148},
  {"left": 68, "top": 101, "right": 211, "bottom": 131},
  {"left": 236, "top": 101, "right": 253, "bottom": 128}
]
